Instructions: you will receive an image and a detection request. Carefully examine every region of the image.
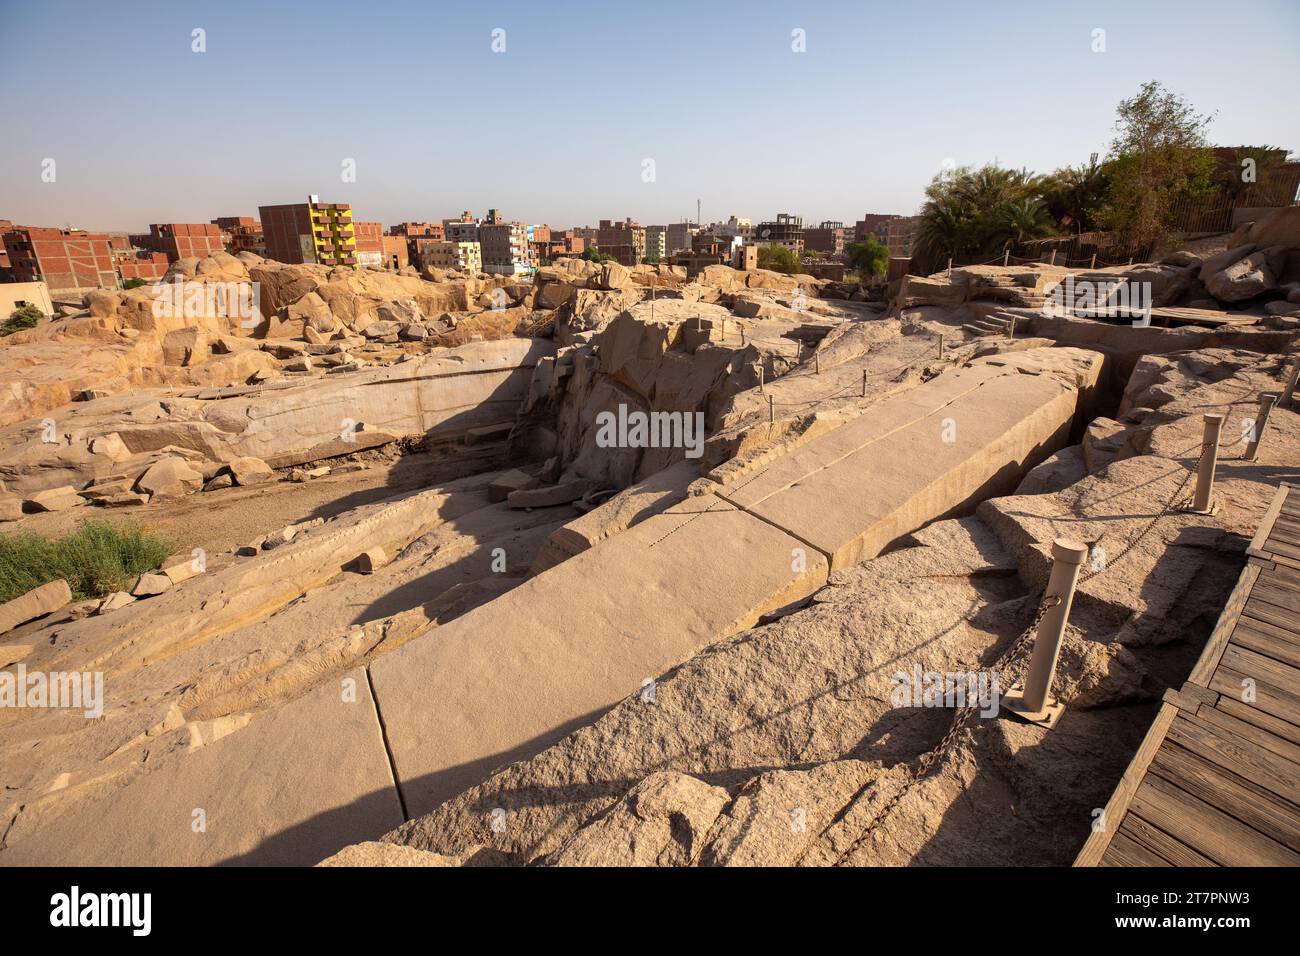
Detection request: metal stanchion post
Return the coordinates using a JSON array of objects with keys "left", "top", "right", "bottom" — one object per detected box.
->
[{"left": 1001, "top": 539, "right": 1088, "bottom": 728}]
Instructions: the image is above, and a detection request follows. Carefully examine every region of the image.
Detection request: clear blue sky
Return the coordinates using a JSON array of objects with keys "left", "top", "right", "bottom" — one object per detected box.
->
[{"left": 1, "top": 0, "right": 1297, "bottom": 232}]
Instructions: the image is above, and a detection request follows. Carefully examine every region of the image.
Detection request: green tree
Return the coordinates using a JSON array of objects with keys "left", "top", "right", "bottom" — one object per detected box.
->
[
  {"left": 1097, "top": 80, "right": 1214, "bottom": 256},
  {"left": 1041, "top": 153, "right": 1109, "bottom": 233},
  {"left": 844, "top": 238, "right": 889, "bottom": 278},
  {"left": 1218, "top": 145, "right": 1288, "bottom": 203},
  {"left": 757, "top": 244, "right": 800, "bottom": 274},
  {"left": 122, "top": 277, "right": 149, "bottom": 289},
  {"left": 2, "top": 304, "right": 44, "bottom": 336},
  {"left": 914, "top": 163, "right": 1045, "bottom": 272},
  {"left": 995, "top": 197, "right": 1056, "bottom": 252}
]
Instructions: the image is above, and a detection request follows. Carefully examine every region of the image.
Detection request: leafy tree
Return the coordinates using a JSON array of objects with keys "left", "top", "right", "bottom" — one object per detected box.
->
[
  {"left": 1217, "top": 145, "right": 1287, "bottom": 203},
  {"left": 2, "top": 304, "right": 43, "bottom": 336},
  {"left": 844, "top": 238, "right": 889, "bottom": 278},
  {"left": 122, "top": 277, "right": 149, "bottom": 289},
  {"left": 1041, "top": 153, "right": 1109, "bottom": 233},
  {"left": 757, "top": 244, "right": 800, "bottom": 274},
  {"left": 914, "top": 163, "right": 1049, "bottom": 272},
  {"left": 995, "top": 197, "right": 1056, "bottom": 251},
  {"left": 579, "top": 246, "right": 615, "bottom": 263},
  {"left": 1097, "top": 80, "right": 1214, "bottom": 256}
]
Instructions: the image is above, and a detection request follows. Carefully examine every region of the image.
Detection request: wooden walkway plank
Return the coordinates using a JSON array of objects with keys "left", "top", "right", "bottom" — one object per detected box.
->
[
  {"left": 1130, "top": 774, "right": 1300, "bottom": 866},
  {"left": 1209, "top": 665, "right": 1300, "bottom": 728},
  {"left": 1198, "top": 703, "right": 1300, "bottom": 763},
  {"left": 1121, "top": 813, "right": 1216, "bottom": 866},
  {"left": 1079, "top": 481, "right": 1300, "bottom": 868},
  {"left": 1215, "top": 695, "right": 1300, "bottom": 746},
  {"left": 1148, "top": 742, "right": 1300, "bottom": 850}
]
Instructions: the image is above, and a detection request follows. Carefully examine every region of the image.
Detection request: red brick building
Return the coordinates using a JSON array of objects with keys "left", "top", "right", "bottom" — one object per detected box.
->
[
  {"left": 0, "top": 220, "right": 13, "bottom": 273},
  {"left": 117, "top": 252, "right": 169, "bottom": 282},
  {"left": 138, "top": 223, "right": 226, "bottom": 263},
  {"left": 853, "top": 213, "right": 901, "bottom": 243},
  {"left": 1, "top": 227, "right": 119, "bottom": 293},
  {"left": 353, "top": 221, "right": 384, "bottom": 268},
  {"left": 212, "top": 216, "right": 265, "bottom": 257},
  {"left": 804, "top": 221, "right": 846, "bottom": 255},
  {"left": 390, "top": 222, "right": 443, "bottom": 239},
  {"left": 381, "top": 235, "right": 409, "bottom": 271}
]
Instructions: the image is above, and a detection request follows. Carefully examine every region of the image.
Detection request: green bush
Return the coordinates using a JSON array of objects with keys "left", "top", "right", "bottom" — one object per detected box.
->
[
  {"left": 122, "top": 277, "right": 149, "bottom": 289},
  {"left": 0, "top": 520, "right": 172, "bottom": 604},
  {"left": 2, "top": 304, "right": 44, "bottom": 337},
  {"left": 757, "top": 244, "right": 800, "bottom": 274}
]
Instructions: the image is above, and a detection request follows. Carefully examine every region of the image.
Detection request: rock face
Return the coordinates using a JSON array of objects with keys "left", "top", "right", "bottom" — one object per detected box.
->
[
  {"left": 0, "top": 668, "right": 403, "bottom": 866},
  {"left": 0, "top": 579, "right": 72, "bottom": 634},
  {"left": 548, "top": 772, "right": 730, "bottom": 866},
  {"left": 355, "top": 349, "right": 1285, "bottom": 869},
  {"left": 0, "top": 337, "right": 557, "bottom": 497}
]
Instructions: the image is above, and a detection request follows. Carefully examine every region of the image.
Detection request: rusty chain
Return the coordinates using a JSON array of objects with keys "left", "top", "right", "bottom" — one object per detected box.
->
[{"left": 818, "top": 387, "right": 1265, "bottom": 865}]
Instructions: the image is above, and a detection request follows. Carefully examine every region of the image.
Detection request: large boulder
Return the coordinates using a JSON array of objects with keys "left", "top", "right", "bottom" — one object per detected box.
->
[
  {"left": 136, "top": 457, "right": 203, "bottom": 499},
  {"left": 1245, "top": 205, "right": 1300, "bottom": 250},
  {"left": 227, "top": 456, "right": 274, "bottom": 487},
  {"left": 591, "top": 262, "right": 632, "bottom": 291},
  {"left": 1204, "top": 249, "right": 1276, "bottom": 302},
  {"left": 285, "top": 291, "right": 336, "bottom": 334}
]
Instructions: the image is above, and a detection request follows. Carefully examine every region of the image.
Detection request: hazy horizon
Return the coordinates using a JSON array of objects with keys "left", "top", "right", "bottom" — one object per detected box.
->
[{"left": 2, "top": 0, "right": 1298, "bottom": 233}]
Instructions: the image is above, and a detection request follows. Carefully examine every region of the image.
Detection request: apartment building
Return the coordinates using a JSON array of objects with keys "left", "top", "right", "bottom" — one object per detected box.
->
[
  {"left": 390, "top": 222, "right": 444, "bottom": 239},
  {"left": 665, "top": 222, "right": 699, "bottom": 255},
  {"left": 596, "top": 218, "right": 645, "bottom": 264},
  {"left": 884, "top": 216, "right": 921, "bottom": 257},
  {"left": 442, "top": 211, "right": 480, "bottom": 244},
  {"left": 135, "top": 223, "right": 225, "bottom": 263},
  {"left": 212, "top": 216, "right": 265, "bottom": 257},
  {"left": 713, "top": 216, "right": 754, "bottom": 241},
  {"left": 644, "top": 225, "right": 667, "bottom": 262},
  {"left": 419, "top": 240, "right": 482, "bottom": 273},
  {"left": 853, "top": 213, "right": 900, "bottom": 243},
  {"left": 259, "top": 197, "right": 359, "bottom": 267},
  {"left": 1, "top": 226, "right": 118, "bottom": 293},
  {"left": 352, "top": 221, "right": 384, "bottom": 268},
  {"left": 803, "top": 220, "right": 846, "bottom": 255},
  {"left": 479, "top": 209, "right": 531, "bottom": 275},
  {"left": 755, "top": 213, "right": 804, "bottom": 253},
  {"left": 529, "top": 226, "right": 585, "bottom": 263}
]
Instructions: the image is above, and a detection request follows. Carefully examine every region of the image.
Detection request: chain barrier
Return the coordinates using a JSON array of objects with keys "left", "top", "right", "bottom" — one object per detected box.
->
[
  {"left": 815, "top": 378, "right": 1272, "bottom": 865},
  {"left": 814, "top": 592, "right": 1060, "bottom": 866}
]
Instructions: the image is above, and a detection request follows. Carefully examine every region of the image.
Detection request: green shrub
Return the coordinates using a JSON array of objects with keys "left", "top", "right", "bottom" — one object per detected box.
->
[
  {"left": 2, "top": 304, "right": 44, "bottom": 337},
  {"left": 122, "top": 277, "right": 149, "bottom": 289},
  {"left": 757, "top": 244, "right": 800, "bottom": 274},
  {"left": 0, "top": 520, "right": 172, "bottom": 604}
]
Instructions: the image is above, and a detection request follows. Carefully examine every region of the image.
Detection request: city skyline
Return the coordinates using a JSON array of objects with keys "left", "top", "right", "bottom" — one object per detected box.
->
[{"left": 2, "top": 0, "right": 1299, "bottom": 233}]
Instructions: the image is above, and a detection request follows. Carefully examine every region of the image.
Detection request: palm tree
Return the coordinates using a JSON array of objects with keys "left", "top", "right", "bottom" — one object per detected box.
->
[
  {"left": 996, "top": 198, "right": 1056, "bottom": 254},
  {"left": 1043, "top": 154, "right": 1108, "bottom": 233}
]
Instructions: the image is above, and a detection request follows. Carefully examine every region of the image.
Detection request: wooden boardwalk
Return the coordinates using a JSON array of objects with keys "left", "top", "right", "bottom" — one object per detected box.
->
[{"left": 1076, "top": 482, "right": 1300, "bottom": 866}]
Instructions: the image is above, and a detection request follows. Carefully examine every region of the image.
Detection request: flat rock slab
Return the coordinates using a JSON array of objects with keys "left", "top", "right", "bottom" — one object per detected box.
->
[
  {"left": 0, "top": 579, "right": 72, "bottom": 634},
  {"left": 370, "top": 493, "right": 828, "bottom": 818},
  {"left": 0, "top": 668, "right": 402, "bottom": 866},
  {"left": 719, "top": 350, "right": 1103, "bottom": 570}
]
